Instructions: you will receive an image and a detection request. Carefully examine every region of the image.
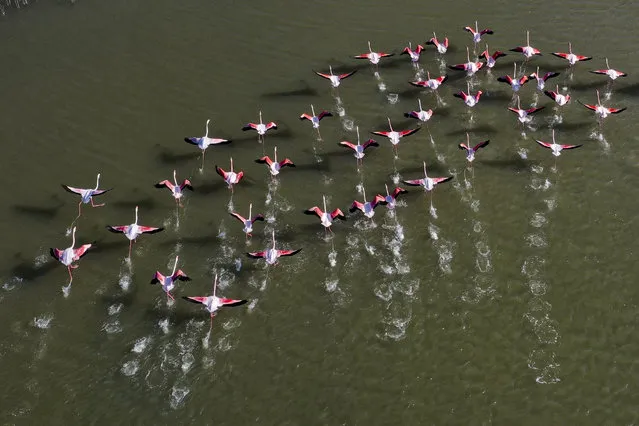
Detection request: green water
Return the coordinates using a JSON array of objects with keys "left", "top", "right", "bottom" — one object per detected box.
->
[{"left": 1, "top": 1, "right": 638, "bottom": 424}]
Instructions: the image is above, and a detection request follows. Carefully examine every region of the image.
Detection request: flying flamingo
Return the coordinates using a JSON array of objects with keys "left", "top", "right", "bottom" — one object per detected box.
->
[
  {"left": 403, "top": 161, "right": 453, "bottom": 192},
  {"left": 453, "top": 82, "right": 483, "bottom": 107},
  {"left": 154, "top": 170, "right": 193, "bottom": 207},
  {"left": 314, "top": 66, "right": 357, "bottom": 88},
  {"left": 150, "top": 256, "right": 191, "bottom": 301},
  {"left": 182, "top": 274, "right": 247, "bottom": 329},
  {"left": 215, "top": 157, "right": 244, "bottom": 191},
  {"left": 300, "top": 104, "right": 332, "bottom": 139},
  {"left": 354, "top": 41, "right": 394, "bottom": 65},
  {"left": 508, "top": 97, "right": 545, "bottom": 125},
  {"left": 246, "top": 230, "right": 302, "bottom": 266},
  {"left": 255, "top": 146, "right": 295, "bottom": 177},
  {"left": 242, "top": 111, "right": 277, "bottom": 143},
  {"left": 409, "top": 71, "right": 448, "bottom": 91},
  {"left": 590, "top": 58, "right": 627, "bottom": 81},
  {"left": 464, "top": 21, "right": 493, "bottom": 45},
  {"left": 184, "top": 119, "right": 231, "bottom": 171},
  {"left": 304, "top": 195, "right": 346, "bottom": 234},
  {"left": 448, "top": 46, "right": 484, "bottom": 75},
  {"left": 50, "top": 226, "right": 92, "bottom": 286},
  {"left": 510, "top": 31, "right": 542, "bottom": 60},
  {"left": 229, "top": 203, "right": 265, "bottom": 239},
  {"left": 497, "top": 63, "right": 530, "bottom": 92},
  {"left": 480, "top": 44, "right": 506, "bottom": 68},
  {"left": 544, "top": 84, "right": 571, "bottom": 106},
  {"left": 106, "top": 206, "right": 164, "bottom": 259},
  {"left": 378, "top": 184, "right": 408, "bottom": 210},
  {"left": 62, "top": 173, "right": 111, "bottom": 222},
  {"left": 338, "top": 126, "right": 379, "bottom": 167},
  {"left": 426, "top": 32, "right": 448, "bottom": 54},
  {"left": 458, "top": 133, "right": 490, "bottom": 163},
  {"left": 529, "top": 67, "right": 560, "bottom": 92},
  {"left": 535, "top": 129, "right": 582, "bottom": 157},
  {"left": 404, "top": 98, "right": 433, "bottom": 123},
  {"left": 552, "top": 42, "right": 592, "bottom": 66},
  {"left": 401, "top": 42, "right": 424, "bottom": 63},
  {"left": 349, "top": 186, "right": 385, "bottom": 219},
  {"left": 578, "top": 89, "right": 626, "bottom": 121},
  {"left": 371, "top": 117, "right": 420, "bottom": 157}
]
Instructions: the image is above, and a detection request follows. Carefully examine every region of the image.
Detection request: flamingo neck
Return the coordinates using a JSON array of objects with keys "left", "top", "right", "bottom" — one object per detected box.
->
[
  {"left": 230, "top": 158, "right": 234, "bottom": 173},
  {"left": 311, "top": 104, "right": 315, "bottom": 117},
  {"left": 71, "top": 227, "right": 76, "bottom": 248},
  {"left": 249, "top": 203, "right": 252, "bottom": 219},
  {"left": 205, "top": 120, "right": 210, "bottom": 138},
  {"left": 526, "top": 31, "right": 530, "bottom": 46},
  {"left": 329, "top": 65, "right": 334, "bottom": 76},
  {"left": 173, "top": 170, "right": 178, "bottom": 186},
  {"left": 213, "top": 274, "right": 217, "bottom": 298},
  {"left": 134, "top": 206, "right": 139, "bottom": 225},
  {"left": 274, "top": 147, "right": 278, "bottom": 163},
  {"left": 387, "top": 118, "right": 393, "bottom": 132},
  {"left": 596, "top": 90, "right": 601, "bottom": 105},
  {"left": 356, "top": 126, "right": 360, "bottom": 146},
  {"left": 323, "top": 195, "right": 327, "bottom": 213},
  {"left": 368, "top": 41, "right": 372, "bottom": 53},
  {"left": 95, "top": 174, "right": 101, "bottom": 190},
  {"left": 423, "top": 162, "right": 428, "bottom": 178},
  {"left": 172, "top": 256, "right": 179, "bottom": 275},
  {"left": 418, "top": 99, "right": 422, "bottom": 111},
  {"left": 385, "top": 184, "right": 390, "bottom": 197},
  {"left": 272, "top": 231, "right": 276, "bottom": 249},
  {"left": 259, "top": 111, "right": 263, "bottom": 125},
  {"left": 362, "top": 187, "right": 367, "bottom": 202}
]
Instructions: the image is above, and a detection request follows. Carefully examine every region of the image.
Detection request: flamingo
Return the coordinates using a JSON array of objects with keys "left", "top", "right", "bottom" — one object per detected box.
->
[
  {"left": 371, "top": 117, "right": 420, "bottom": 157},
  {"left": 50, "top": 226, "right": 92, "bottom": 286},
  {"left": 535, "top": 129, "right": 582, "bottom": 157},
  {"left": 242, "top": 111, "right": 277, "bottom": 143},
  {"left": 354, "top": 41, "right": 394, "bottom": 65},
  {"left": 184, "top": 119, "right": 231, "bottom": 171},
  {"left": 529, "top": 67, "right": 560, "bottom": 92},
  {"left": 304, "top": 195, "right": 346, "bottom": 233},
  {"left": 590, "top": 58, "right": 627, "bottom": 80},
  {"left": 464, "top": 21, "right": 493, "bottom": 45},
  {"left": 246, "top": 230, "right": 302, "bottom": 266},
  {"left": 510, "top": 31, "right": 542, "bottom": 59},
  {"left": 458, "top": 133, "right": 490, "bottom": 162},
  {"left": 403, "top": 161, "right": 453, "bottom": 191},
  {"left": 544, "top": 84, "right": 571, "bottom": 106},
  {"left": 552, "top": 42, "right": 592, "bottom": 66},
  {"left": 150, "top": 256, "right": 190, "bottom": 301},
  {"left": 299, "top": 104, "right": 332, "bottom": 129},
  {"left": 215, "top": 157, "right": 244, "bottom": 191},
  {"left": 154, "top": 170, "right": 193, "bottom": 207},
  {"left": 106, "top": 206, "right": 164, "bottom": 259},
  {"left": 314, "top": 66, "right": 357, "bottom": 88},
  {"left": 480, "top": 44, "right": 506, "bottom": 68},
  {"left": 378, "top": 184, "right": 408, "bottom": 210},
  {"left": 182, "top": 274, "right": 247, "bottom": 329},
  {"left": 508, "top": 97, "right": 545, "bottom": 124},
  {"left": 578, "top": 89, "right": 626, "bottom": 120},
  {"left": 404, "top": 98, "right": 433, "bottom": 123},
  {"left": 349, "top": 186, "right": 385, "bottom": 219},
  {"left": 409, "top": 71, "right": 448, "bottom": 91},
  {"left": 448, "top": 46, "right": 484, "bottom": 75},
  {"left": 453, "top": 82, "right": 483, "bottom": 107},
  {"left": 255, "top": 146, "right": 295, "bottom": 176},
  {"left": 401, "top": 42, "right": 424, "bottom": 63},
  {"left": 229, "top": 203, "right": 265, "bottom": 239},
  {"left": 497, "top": 63, "right": 530, "bottom": 92},
  {"left": 338, "top": 126, "right": 379, "bottom": 167},
  {"left": 62, "top": 173, "right": 111, "bottom": 221},
  {"left": 426, "top": 32, "right": 448, "bottom": 54}
]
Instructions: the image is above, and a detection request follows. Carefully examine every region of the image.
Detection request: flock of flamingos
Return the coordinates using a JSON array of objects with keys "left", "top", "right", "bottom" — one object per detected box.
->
[{"left": 49, "top": 23, "right": 627, "bottom": 328}]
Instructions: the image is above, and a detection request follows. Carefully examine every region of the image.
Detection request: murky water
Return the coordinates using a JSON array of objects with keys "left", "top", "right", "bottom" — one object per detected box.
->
[{"left": 1, "top": 1, "right": 638, "bottom": 424}]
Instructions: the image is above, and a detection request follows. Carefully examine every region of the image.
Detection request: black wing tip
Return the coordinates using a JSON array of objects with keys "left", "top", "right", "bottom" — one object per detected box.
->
[
  {"left": 147, "top": 228, "right": 165, "bottom": 234},
  {"left": 225, "top": 299, "right": 248, "bottom": 307},
  {"left": 181, "top": 296, "right": 202, "bottom": 304}
]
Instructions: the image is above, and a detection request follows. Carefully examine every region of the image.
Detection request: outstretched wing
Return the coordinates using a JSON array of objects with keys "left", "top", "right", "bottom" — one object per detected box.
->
[
  {"left": 106, "top": 225, "right": 128, "bottom": 234},
  {"left": 182, "top": 296, "right": 208, "bottom": 305},
  {"left": 137, "top": 226, "right": 164, "bottom": 234},
  {"left": 220, "top": 298, "right": 248, "bottom": 307},
  {"left": 277, "top": 248, "right": 302, "bottom": 257},
  {"left": 403, "top": 179, "right": 424, "bottom": 186},
  {"left": 61, "top": 185, "right": 85, "bottom": 196},
  {"left": 150, "top": 271, "right": 165, "bottom": 285},
  {"left": 473, "top": 140, "right": 490, "bottom": 151},
  {"left": 578, "top": 101, "right": 598, "bottom": 112},
  {"left": 338, "top": 141, "right": 356, "bottom": 150},
  {"left": 50, "top": 248, "right": 63, "bottom": 261},
  {"left": 399, "top": 128, "right": 420, "bottom": 137},
  {"left": 246, "top": 251, "right": 267, "bottom": 259},
  {"left": 229, "top": 212, "right": 247, "bottom": 223},
  {"left": 338, "top": 70, "right": 357, "bottom": 79}
]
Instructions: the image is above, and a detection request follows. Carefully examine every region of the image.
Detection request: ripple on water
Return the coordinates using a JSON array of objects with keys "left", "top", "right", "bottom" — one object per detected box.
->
[
  {"left": 521, "top": 256, "right": 545, "bottom": 279},
  {"left": 526, "top": 233, "right": 548, "bottom": 248},
  {"left": 529, "top": 280, "right": 547, "bottom": 296},
  {"left": 530, "top": 212, "right": 547, "bottom": 228},
  {"left": 132, "top": 336, "right": 152, "bottom": 354},
  {"left": 169, "top": 385, "right": 190, "bottom": 410},
  {"left": 108, "top": 303, "right": 124, "bottom": 316}
]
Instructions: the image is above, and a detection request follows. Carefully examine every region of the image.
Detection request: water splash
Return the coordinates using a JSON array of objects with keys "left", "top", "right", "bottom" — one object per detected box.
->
[{"left": 31, "top": 313, "right": 54, "bottom": 329}]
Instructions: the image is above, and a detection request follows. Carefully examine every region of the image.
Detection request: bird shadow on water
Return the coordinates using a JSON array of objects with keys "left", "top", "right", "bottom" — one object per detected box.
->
[
  {"left": 155, "top": 146, "right": 198, "bottom": 166},
  {"left": 111, "top": 197, "right": 159, "bottom": 211},
  {"left": 478, "top": 156, "right": 539, "bottom": 172},
  {"left": 445, "top": 123, "right": 499, "bottom": 136},
  {"left": 12, "top": 202, "right": 64, "bottom": 221},
  {"left": 260, "top": 80, "right": 319, "bottom": 99},
  {"left": 9, "top": 256, "right": 58, "bottom": 282}
]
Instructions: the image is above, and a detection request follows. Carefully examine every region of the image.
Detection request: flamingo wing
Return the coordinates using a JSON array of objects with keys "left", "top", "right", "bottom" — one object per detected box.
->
[
  {"left": 150, "top": 272, "right": 166, "bottom": 285},
  {"left": 402, "top": 179, "right": 425, "bottom": 186},
  {"left": 184, "top": 137, "right": 200, "bottom": 145},
  {"left": 349, "top": 201, "right": 364, "bottom": 212},
  {"left": 73, "top": 243, "right": 93, "bottom": 260},
  {"left": 560, "top": 144, "right": 583, "bottom": 150},
  {"left": 209, "top": 138, "right": 232, "bottom": 145},
  {"left": 543, "top": 90, "right": 558, "bottom": 101},
  {"left": 137, "top": 226, "right": 164, "bottom": 234},
  {"left": 399, "top": 128, "right": 420, "bottom": 137},
  {"left": 433, "top": 176, "right": 453, "bottom": 184},
  {"left": 241, "top": 123, "right": 258, "bottom": 131},
  {"left": 338, "top": 141, "right": 357, "bottom": 150},
  {"left": 229, "top": 212, "right": 247, "bottom": 223},
  {"left": 370, "top": 131, "right": 391, "bottom": 137},
  {"left": 535, "top": 140, "right": 554, "bottom": 149},
  {"left": 215, "top": 166, "right": 228, "bottom": 179},
  {"left": 518, "top": 76, "right": 530, "bottom": 85},
  {"left": 317, "top": 111, "right": 333, "bottom": 120},
  {"left": 458, "top": 143, "right": 470, "bottom": 150},
  {"left": 314, "top": 71, "right": 332, "bottom": 79},
  {"left": 304, "top": 206, "right": 323, "bottom": 218},
  {"left": 172, "top": 270, "right": 191, "bottom": 281},
  {"left": 181, "top": 180, "right": 194, "bottom": 191},
  {"left": 578, "top": 101, "right": 598, "bottom": 112},
  {"left": 379, "top": 52, "right": 394, "bottom": 58},
  {"left": 372, "top": 195, "right": 386, "bottom": 207},
  {"left": 277, "top": 248, "right": 302, "bottom": 257},
  {"left": 480, "top": 29, "right": 494, "bottom": 35},
  {"left": 50, "top": 248, "right": 63, "bottom": 261},
  {"left": 279, "top": 159, "right": 295, "bottom": 168},
  {"left": 507, "top": 107, "right": 523, "bottom": 115},
  {"left": 182, "top": 296, "right": 208, "bottom": 305},
  {"left": 299, "top": 113, "right": 313, "bottom": 121},
  {"left": 543, "top": 72, "right": 560, "bottom": 81},
  {"left": 473, "top": 140, "right": 490, "bottom": 151},
  {"left": 61, "top": 185, "right": 85, "bottom": 196},
  {"left": 362, "top": 139, "right": 379, "bottom": 149},
  {"left": 338, "top": 70, "right": 357, "bottom": 79},
  {"left": 509, "top": 46, "right": 526, "bottom": 53},
  {"left": 497, "top": 75, "right": 514, "bottom": 84},
  {"left": 463, "top": 26, "right": 477, "bottom": 34},
  {"left": 91, "top": 188, "right": 112, "bottom": 196},
  {"left": 331, "top": 209, "right": 346, "bottom": 220},
  {"left": 575, "top": 55, "right": 592, "bottom": 62},
  {"left": 255, "top": 156, "right": 273, "bottom": 166},
  {"left": 436, "top": 75, "right": 449, "bottom": 84},
  {"left": 353, "top": 53, "right": 371, "bottom": 59},
  {"left": 526, "top": 106, "right": 545, "bottom": 114},
  {"left": 551, "top": 52, "right": 570, "bottom": 60},
  {"left": 251, "top": 214, "right": 265, "bottom": 223},
  {"left": 154, "top": 180, "right": 175, "bottom": 191},
  {"left": 493, "top": 51, "right": 506, "bottom": 59},
  {"left": 609, "top": 107, "right": 626, "bottom": 114},
  {"left": 409, "top": 80, "right": 428, "bottom": 87},
  {"left": 401, "top": 47, "right": 412, "bottom": 55},
  {"left": 404, "top": 111, "right": 420, "bottom": 119},
  {"left": 265, "top": 122, "right": 278, "bottom": 130},
  {"left": 448, "top": 63, "right": 469, "bottom": 71},
  {"left": 106, "top": 225, "right": 128, "bottom": 234},
  {"left": 246, "top": 251, "right": 267, "bottom": 259},
  {"left": 453, "top": 91, "right": 467, "bottom": 99},
  {"left": 220, "top": 298, "right": 248, "bottom": 307},
  {"left": 392, "top": 187, "right": 408, "bottom": 198}
]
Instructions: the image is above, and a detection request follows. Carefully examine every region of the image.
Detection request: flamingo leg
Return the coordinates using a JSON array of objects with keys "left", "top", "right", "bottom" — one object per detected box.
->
[
  {"left": 201, "top": 150, "right": 206, "bottom": 172},
  {"left": 128, "top": 240, "right": 133, "bottom": 260},
  {"left": 67, "top": 265, "right": 73, "bottom": 284},
  {"left": 91, "top": 198, "right": 105, "bottom": 208},
  {"left": 167, "top": 291, "right": 174, "bottom": 301}
]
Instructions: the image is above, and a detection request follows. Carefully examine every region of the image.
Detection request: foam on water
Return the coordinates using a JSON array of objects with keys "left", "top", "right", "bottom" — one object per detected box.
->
[
  {"left": 121, "top": 360, "right": 139, "bottom": 377},
  {"left": 158, "top": 318, "right": 170, "bottom": 334},
  {"left": 3, "top": 276, "right": 24, "bottom": 292},
  {"left": 31, "top": 313, "right": 54, "bottom": 329},
  {"left": 132, "top": 336, "right": 152, "bottom": 354}
]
